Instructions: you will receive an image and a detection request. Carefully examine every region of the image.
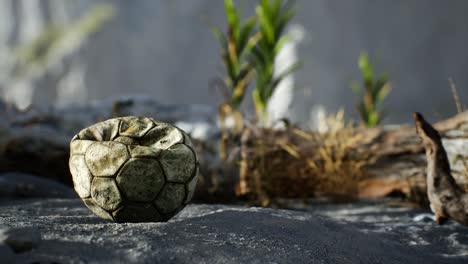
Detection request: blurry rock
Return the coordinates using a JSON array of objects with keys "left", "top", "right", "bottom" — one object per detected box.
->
[
  {"left": 0, "top": 173, "right": 75, "bottom": 198},
  {"left": 0, "top": 243, "right": 15, "bottom": 262},
  {"left": 0, "top": 226, "right": 41, "bottom": 253},
  {"left": 413, "top": 214, "right": 436, "bottom": 223}
]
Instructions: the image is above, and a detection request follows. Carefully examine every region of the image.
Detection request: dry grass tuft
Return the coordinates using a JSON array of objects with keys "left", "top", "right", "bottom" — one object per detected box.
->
[
  {"left": 293, "top": 111, "right": 375, "bottom": 201},
  {"left": 238, "top": 111, "right": 376, "bottom": 205}
]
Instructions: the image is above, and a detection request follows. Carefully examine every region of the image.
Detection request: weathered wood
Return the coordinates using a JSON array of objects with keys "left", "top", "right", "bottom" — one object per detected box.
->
[
  {"left": 238, "top": 112, "right": 468, "bottom": 204},
  {"left": 414, "top": 112, "right": 468, "bottom": 225}
]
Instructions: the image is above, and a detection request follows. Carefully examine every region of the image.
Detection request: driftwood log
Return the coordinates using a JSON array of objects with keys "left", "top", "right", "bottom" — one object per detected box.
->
[
  {"left": 1, "top": 99, "right": 467, "bottom": 204},
  {"left": 238, "top": 111, "right": 468, "bottom": 205},
  {"left": 414, "top": 112, "right": 468, "bottom": 225}
]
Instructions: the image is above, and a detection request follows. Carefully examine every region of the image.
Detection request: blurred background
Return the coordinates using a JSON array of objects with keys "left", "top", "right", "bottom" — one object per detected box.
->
[{"left": 0, "top": 0, "right": 467, "bottom": 125}]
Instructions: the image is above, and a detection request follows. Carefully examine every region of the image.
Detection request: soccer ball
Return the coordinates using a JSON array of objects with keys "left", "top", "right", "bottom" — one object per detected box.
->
[{"left": 69, "top": 116, "right": 198, "bottom": 222}]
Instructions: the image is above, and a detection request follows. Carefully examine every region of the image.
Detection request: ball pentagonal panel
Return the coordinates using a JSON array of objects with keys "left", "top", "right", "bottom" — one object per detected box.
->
[
  {"left": 112, "top": 203, "right": 162, "bottom": 223},
  {"left": 69, "top": 155, "right": 92, "bottom": 198},
  {"left": 116, "top": 158, "right": 164, "bottom": 202},
  {"left": 141, "top": 124, "right": 183, "bottom": 150},
  {"left": 154, "top": 183, "right": 186, "bottom": 215},
  {"left": 85, "top": 141, "right": 129, "bottom": 177},
  {"left": 119, "top": 116, "right": 155, "bottom": 138},
  {"left": 91, "top": 178, "right": 122, "bottom": 211},
  {"left": 159, "top": 144, "right": 196, "bottom": 183}
]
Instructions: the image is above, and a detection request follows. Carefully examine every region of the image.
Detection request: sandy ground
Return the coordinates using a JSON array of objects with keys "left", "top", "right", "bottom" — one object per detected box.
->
[{"left": 0, "top": 199, "right": 467, "bottom": 263}]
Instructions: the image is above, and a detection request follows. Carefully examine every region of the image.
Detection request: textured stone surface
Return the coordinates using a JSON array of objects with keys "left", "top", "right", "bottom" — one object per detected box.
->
[
  {"left": 155, "top": 183, "right": 186, "bottom": 215},
  {"left": 90, "top": 178, "right": 122, "bottom": 211},
  {"left": 0, "top": 199, "right": 467, "bottom": 263},
  {"left": 0, "top": 227, "right": 41, "bottom": 253},
  {"left": 116, "top": 158, "right": 164, "bottom": 202},
  {"left": 159, "top": 144, "right": 196, "bottom": 183},
  {"left": 85, "top": 141, "right": 130, "bottom": 177},
  {"left": 0, "top": 173, "right": 75, "bottom": 198}
]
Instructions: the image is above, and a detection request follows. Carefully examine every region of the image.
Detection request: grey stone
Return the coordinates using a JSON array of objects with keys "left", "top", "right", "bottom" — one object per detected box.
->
[
  {"left": 0, "top": 243, "right": 15, "bottom": 262},
  {"left": 0, "top": 199, "right": 467, "bottom": 263},
  {"left": 0, "top": 226, "right": 41, "bottom": 253},
  {"left": 0, "top": 173, "right": 75, "bottom": 198}
]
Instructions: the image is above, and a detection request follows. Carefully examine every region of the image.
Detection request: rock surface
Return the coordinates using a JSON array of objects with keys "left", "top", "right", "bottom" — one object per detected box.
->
[
  {"left": 0, "top": 226, "right": 41, "bottom": 253},
  {"left": 0, "top": 199, "right": 467, "bottom": 263}
]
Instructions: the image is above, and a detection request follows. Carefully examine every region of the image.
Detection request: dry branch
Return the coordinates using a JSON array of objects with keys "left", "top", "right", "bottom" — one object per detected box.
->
[{"left": 238, "top": 112, "right": 468, "bottom": 205}]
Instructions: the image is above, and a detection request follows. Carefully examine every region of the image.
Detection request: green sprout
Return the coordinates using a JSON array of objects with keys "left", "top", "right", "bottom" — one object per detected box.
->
[
  {"left": 213, "top": 0, "right": 260, "bottom": 110},
  {"left": 252, "top": 0, "right": 300, "bottom": 125},
  {"left": 352, "top": 52, "right": 391, "bottom": 127}
]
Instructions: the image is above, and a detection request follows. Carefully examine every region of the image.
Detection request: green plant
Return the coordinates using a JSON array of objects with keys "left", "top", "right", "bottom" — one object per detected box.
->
[
  {"left": 213, "top": 0, "right": 260, "bottom": 111},
  {"left": 252, "top": 0, "right": 300, "bottom": 125},
  {"left": 351, "top": 52, "right": 391, "bottom": 127}
]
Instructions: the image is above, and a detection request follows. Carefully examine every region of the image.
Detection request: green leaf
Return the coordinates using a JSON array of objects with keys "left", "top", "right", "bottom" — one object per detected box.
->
[
  {"left": 212, "top": 27, "right": 227, "bottom": 47},
  {"left": 358, "top": 52, "right": 373, "bottom": 83},
  {"left": 276, "top": 9, "right": 295, "bottom": 39},
  {"left": 256, "top": 6, "right": 275, "bottom": 44},
  {"left": 224, "top": 0, "right": 241, "bottom": 40},
  {"left": 238, "top": 16, "right": 257, "bottom": 52},
  {"left": 273, "top": 34, "right": 291, "bottom": 55}
]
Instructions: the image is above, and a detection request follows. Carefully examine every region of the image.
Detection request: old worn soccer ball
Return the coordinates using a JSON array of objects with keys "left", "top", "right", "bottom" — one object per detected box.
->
[{"left": 69, "top": 116, "right": 198, "bottom": 222}]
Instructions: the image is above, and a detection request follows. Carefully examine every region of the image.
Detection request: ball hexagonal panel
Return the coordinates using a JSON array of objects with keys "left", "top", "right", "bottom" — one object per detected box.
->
[
  {"left": 91, "top": 178, "right": 122, "bottom": 211},
  {"left": 116, "top": 158, "right": 164, "bottom": 202},
  {"left": 119, "top": 116, "right": 155, "bottom": 138},
  {"left": 82, "top": 198, "right": 114, "bottom": 221},
  {"left": 112, "top": 203, "right": 162, "bottom": 223},
  {"left": 69, "top": 155, "right": 92, "bottom": 198},
  {"left": 154, "top": 183, "right": 186, "bottom": 215},
  {"left": 159, "top": 144, "right": 196, "bottom": 183},
  {"left": 185, "top": 166, "right": 199, "bottom": 203},
  {"left": 85, "top": 141, "right": 129, "bottom": 177},
  {"left": 141, "top": 124, "right": 183, "bottom": 150}
]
